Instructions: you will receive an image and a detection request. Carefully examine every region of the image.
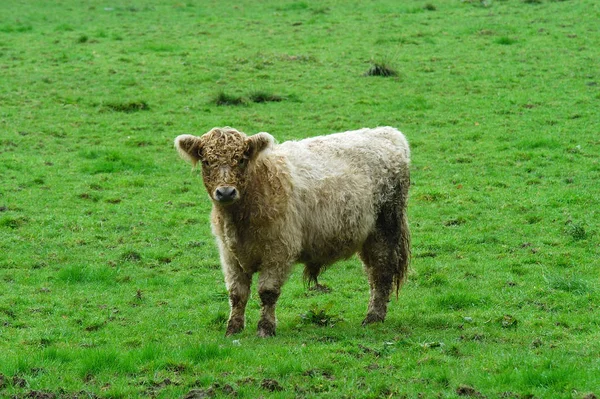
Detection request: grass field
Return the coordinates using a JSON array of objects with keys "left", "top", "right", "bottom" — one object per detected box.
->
[{"left": 1, "top": 0, "right": 599, "bottom": 397}]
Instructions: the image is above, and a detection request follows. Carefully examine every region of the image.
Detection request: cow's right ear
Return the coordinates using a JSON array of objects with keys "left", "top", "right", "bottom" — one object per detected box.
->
[{"left": 174, "top": 134, "right": 203, "bottom": 167}]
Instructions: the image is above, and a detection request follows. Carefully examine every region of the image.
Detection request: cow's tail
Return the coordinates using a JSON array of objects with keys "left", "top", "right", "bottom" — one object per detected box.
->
[{"left": 394, "top": 208, "right": 411, "bottom": 298}]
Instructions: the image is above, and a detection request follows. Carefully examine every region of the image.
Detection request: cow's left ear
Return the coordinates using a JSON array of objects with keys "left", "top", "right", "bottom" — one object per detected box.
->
[
  {"left": 245, "top": 132, "right": 274, "bottom": 159},
  {"left": 175, "top": 134, "right": 203, "bottom": 167}
]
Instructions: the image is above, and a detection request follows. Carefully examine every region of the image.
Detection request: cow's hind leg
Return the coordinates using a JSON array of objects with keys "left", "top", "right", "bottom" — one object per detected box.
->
[
  {"left": 359, "top": 204, "right": 410, "bottom": 325},
  {"left": 304, "top": 262, "right": 329, "bottom": 291}
]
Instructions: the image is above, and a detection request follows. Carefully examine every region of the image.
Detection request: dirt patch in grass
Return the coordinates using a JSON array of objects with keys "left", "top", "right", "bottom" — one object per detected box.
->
[
  {"left": 261, "top": 378, "right": 283, "bottom": 392},
  {"left": 23, "top": 391, "right": 56, "bottom": 399},
  {"left": 499, "top": 314, "right": 519, "bottom": 329},
  {"left": 364, "top": 62, "right": 398, "bottom": 77},
  {"left": 248, "top": 91, "right": 283, "bottom": 103},
  {"left": 456, "top": 384, "right": 484, "bottom": 397},
  {"left": 13, "top": 375, "right": 27, "bottom": 387},
  {"left": 444, "top": 217, "right": 466, "bottom": 227},
  {"left": 121, "top": 250, "right": 142, "bottom": 262},
  {"left": 142, "top": 378, "right": 180, "bottom": 396},
  {"left": 183, "top": 389, "right": 215, "bottom": 398},
  {"left": 183, "top": 382, "right": 237, "bottom": 398},
  {"left": 102, "top": 100, "right": 149, "bottom": 113},
  {"left": 303, "top": 369, "right": 335, "bottom": 380},
  {"left": 212, "top": 90, "right": 286, "bottom": 105},
  {"left": 212, "top": 91, "right": 246, "bottom": 106},
  {"left": 0, "top": 216, "right": 29, "bottom": 229}
]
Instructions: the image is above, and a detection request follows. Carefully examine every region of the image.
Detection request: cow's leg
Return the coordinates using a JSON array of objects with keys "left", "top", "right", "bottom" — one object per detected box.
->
[
  {"left": 304, "top": 262, "right": 330, "bottom": 291},
  {"left": 359, "top": 203, "right": 409, "bottom": 325},
  {"left": 222, "top": 257, "right": 252, "bottom": 336},
  {"left": 256, "top": 265, "right": 290, "bottom": 337}
]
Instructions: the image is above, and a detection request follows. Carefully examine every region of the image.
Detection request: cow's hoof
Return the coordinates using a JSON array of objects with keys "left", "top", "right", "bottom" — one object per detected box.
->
[
  {"left": 225, "top": 319, "right": 245, "bottom": 336},
  {"left": 257, "top": 328, "right": 276, "bottom": 338},
  {"left": 362, "top": 313, "right": 385, "bottom": 326},
  {"left": 257, "top": 320, "right": 276, "bottom": 337}
]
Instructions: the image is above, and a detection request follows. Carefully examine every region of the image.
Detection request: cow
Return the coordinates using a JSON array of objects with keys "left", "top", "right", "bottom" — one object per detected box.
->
[{"left": 175, "top": 126, "right": 410, "bottom": 337}]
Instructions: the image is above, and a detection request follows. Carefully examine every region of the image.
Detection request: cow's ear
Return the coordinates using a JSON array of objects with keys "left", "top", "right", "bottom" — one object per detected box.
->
[
  {"left": 175, "top": 134, "right": 203, "bottom": 167},
  {"left": 245, "top": 132, "right": 274, "bottom": 159}
]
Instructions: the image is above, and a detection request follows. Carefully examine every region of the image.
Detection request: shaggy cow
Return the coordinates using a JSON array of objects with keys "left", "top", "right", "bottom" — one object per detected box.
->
[{"left": 175, "top": 126, "right": 410, "bottom": 337}]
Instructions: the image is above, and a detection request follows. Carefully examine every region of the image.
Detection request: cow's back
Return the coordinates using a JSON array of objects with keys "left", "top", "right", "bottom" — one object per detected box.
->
[{"left": 275, "top": 127, "right": 410, "bottom": 265}]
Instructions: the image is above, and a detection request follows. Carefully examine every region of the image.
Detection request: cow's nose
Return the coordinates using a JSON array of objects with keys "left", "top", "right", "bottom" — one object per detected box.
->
[{"left": 215, "top": 186, "right": 237, "bottom": 203}]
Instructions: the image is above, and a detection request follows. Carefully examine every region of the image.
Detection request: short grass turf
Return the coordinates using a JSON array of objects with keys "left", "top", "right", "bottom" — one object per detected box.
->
[{"left": 1, "top": 0, "right": 599, "bottom": 398}]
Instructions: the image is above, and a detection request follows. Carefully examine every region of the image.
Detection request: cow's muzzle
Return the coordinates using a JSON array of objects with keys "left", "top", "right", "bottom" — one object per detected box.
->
[{"left": 214, "top": 186, "right": 238, "bottom": 204}]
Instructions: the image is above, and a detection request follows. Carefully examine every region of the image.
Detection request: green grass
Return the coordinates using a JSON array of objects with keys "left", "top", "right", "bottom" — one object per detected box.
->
[{"left": 1, "top": 0, "right": 599, "bottom": 398}]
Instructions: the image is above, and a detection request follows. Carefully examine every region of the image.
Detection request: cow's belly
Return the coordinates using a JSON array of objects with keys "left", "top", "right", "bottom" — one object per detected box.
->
[{"left": 298, "top": 208, "right": 375, "bottom": 266}]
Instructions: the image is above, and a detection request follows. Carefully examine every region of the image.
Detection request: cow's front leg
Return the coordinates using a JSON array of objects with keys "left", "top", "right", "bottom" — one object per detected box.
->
[
  {"left": 257, "top": 288, "right": 280, "bottom": 337},
  {"left": 257, "top": 267, "right": 289, "bottom": 337},
  {"left": 223, "top": 261, "right": 252, "bottom": 337}
]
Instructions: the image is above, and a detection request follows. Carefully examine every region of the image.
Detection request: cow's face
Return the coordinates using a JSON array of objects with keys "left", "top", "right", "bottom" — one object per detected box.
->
[{"left": 175, "top": 128, "right": 273, "bottom": 206}]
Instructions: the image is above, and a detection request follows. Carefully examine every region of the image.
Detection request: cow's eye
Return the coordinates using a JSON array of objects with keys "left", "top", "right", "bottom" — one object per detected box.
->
[
  {"left": 202, "top": 159, "right": 210, "bottom": 167},
  {"left": 238, "top": 157, "right": 247, "bottom": 167}
]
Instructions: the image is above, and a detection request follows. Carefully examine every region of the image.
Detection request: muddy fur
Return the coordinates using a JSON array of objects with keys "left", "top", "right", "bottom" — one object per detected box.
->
[{"left": 175, "top": 126, "right": 411, "bottom": 336}]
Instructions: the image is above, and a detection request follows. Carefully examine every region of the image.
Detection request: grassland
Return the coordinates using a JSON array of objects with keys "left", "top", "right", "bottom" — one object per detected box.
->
[{"left": 1, "top": 0, "right": 599, "bottom": 398}]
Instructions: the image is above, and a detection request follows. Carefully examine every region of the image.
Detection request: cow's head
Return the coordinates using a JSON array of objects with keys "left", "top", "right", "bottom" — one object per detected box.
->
[{"left": 175, "top": 127, "right": 274, "bottom": 205}]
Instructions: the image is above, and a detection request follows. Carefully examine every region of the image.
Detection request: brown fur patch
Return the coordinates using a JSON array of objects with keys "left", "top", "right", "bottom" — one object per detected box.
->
[{"left": 259, "top": 289, "right": 280, "bottom": 307}]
